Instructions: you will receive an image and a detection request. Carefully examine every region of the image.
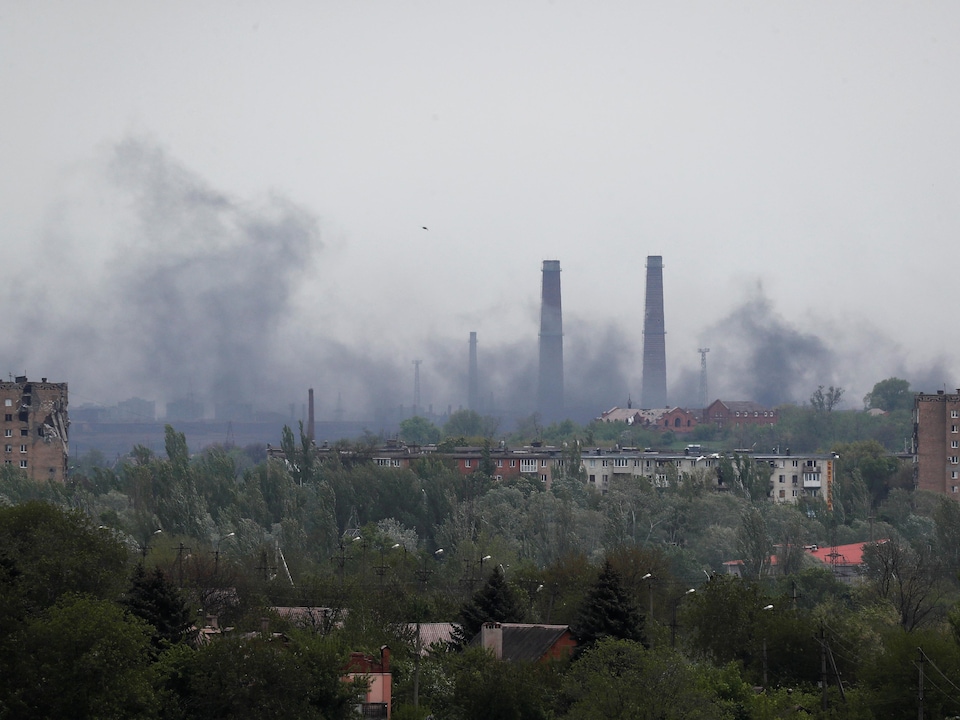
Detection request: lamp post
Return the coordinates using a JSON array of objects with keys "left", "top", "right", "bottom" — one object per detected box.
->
[
  {"left": 641, "top": 572, "right": 654, "bottom": 622},
  {"left": 213, "top": 532, "right": 235, "bottom": 576},
  {"left": 477, "top": 554, "right": 492, "bottom": 586},
  {"left": 670, "top": 588, "right": 696, "bottom": 648},
  {"left": 761, "top": 603, "right": 773, "bottom": 688},
  {"left": 414, "top": 548, "right": 443, "bottom": 710},
  {"left": 139, "top": 528, "right": 162, "bottom": 559}
]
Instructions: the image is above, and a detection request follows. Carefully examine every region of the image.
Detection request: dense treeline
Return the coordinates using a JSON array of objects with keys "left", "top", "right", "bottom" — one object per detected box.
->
[{"left": 0, "top": 378, "right": 955, "bottom": 718}]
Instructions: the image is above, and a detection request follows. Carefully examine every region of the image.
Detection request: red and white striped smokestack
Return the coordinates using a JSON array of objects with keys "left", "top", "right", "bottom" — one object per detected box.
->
[{"left": 307, "top": 388, "right": 315, "bottom": 442}]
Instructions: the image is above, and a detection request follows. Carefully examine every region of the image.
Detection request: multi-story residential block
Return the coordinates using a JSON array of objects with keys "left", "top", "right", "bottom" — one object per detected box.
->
[
  {"left": 269, "top": 438, "right": 834, "bottom": 507},
  {"left": 914, "top": 389, "right": 960, "bottom": 495},
  {"left": 0, "top": 376, "right": 68, "bottom": 483},
  {"left": 579, "top": 447, "right": 834, "bottom": 508}
]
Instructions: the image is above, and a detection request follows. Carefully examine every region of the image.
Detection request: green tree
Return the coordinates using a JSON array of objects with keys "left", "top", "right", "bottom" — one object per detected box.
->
[
  {"left": 417, "top": 645, "right": 554, "bottom": 720},
  {"left": 560, "top": 638, "right": 721, "bottom": 720},
  {"left": 443, "top": 409, "right": 499, "bottom": 440},
  {"left": 571, "top": 560, "right": 646, "bottom": 652},
  {"left": 735, "top": 506, "right": 771, "bottom": 580},
  {"left": 864, "top": 377, "right": 913, "bottom": 412},
  {"left": 0, "top": 501, "right": 128, "bottom": 619},
  {"left": 164, "top": 631, "right": 363, "bottom": 720},
  {"left": 399, "top": 416, "right": 441, "bottom": 445},
  {"left": 122, "top": 563, "right": 193, "bottom": 652},
  {"left": 1, "top": 595, "right": 158, "bottom": 719},
  {"left": 452, "top": 565, "right": 526, "bottom": 648},
  {"left": 860, "top": 536, "right": 944, "bottom": 631},
  {"left": 811, "top": 385, "right": 845, "bottom": 412}
]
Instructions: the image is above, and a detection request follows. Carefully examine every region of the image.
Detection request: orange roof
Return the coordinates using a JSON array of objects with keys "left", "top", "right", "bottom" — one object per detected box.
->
[{"left": 806, "top": 541, "right": 883, "bottom": 566}]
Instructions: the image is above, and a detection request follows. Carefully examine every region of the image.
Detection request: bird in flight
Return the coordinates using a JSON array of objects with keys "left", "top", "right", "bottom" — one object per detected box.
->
[{"left": 422, "top": 226, "right": 428, "bottom": 230}]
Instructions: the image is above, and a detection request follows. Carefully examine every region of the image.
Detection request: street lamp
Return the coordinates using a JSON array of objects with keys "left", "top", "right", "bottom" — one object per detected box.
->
[
  {"left": 140, "top": 528, "right": 162, "bottom": 559},
  {"left": 761, "top": 604, "right": 773, "bottom": 688},
  {"left": 670, "top": 588, "right": 696, "bottom": 648},
  {"left": 641, "top": 573, "right": 654, "bottom": 621},
  {"left": 213, "top": 532, "right": 235, "bottom": 576},
  {"left": 414, "top": 548, "right": 444, "bottom": 709}
]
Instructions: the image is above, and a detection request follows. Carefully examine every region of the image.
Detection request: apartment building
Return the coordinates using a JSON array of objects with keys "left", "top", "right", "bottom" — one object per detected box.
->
[
  {"left": 914, "top": 389, "right": 960, "bottom": 495},
  {"left": 0, "top": 376, "right": 69, "bottom": 483}
]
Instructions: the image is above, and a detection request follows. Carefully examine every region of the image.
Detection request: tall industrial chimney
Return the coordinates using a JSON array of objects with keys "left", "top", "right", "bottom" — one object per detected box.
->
[
  {"left": 307, "top": 388, "right": 315, "bottom": 442},
  {"left": 538, "top": 260, "right": 564, "bottom": 421},
  {"left": 640, "top": 256, "right": 667, "bottom": 409},
  {"left": 468, "top": 331, "right": 479, "bottom": 412}
]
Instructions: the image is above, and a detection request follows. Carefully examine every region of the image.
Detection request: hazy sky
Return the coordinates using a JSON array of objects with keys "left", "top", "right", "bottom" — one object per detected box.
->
[{"left": 2, "top": 2, "right": 958, "bottom": 422}]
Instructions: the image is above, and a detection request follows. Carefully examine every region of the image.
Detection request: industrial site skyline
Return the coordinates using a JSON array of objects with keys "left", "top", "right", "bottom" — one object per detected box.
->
[{"left": 2, "top": 3, "right": 956, "bottom": 423}]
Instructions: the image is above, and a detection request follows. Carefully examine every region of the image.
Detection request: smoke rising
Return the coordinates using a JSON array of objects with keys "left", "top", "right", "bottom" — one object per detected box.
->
[{"left": 1, "top": 138, "right": 948, "bottom": 430}]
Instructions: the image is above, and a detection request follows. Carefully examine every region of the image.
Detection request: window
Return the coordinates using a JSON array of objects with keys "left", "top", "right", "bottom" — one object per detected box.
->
[
  {"left": 952, "top": 471, "right": 959, "bottom": 480},
  {"left": 614, "top": 458, "right": 629, "bottom": 467},
  {"left": 952, "top": 410, "right": 959, "bottom": 418},
  {"left": 954, "top": 486, "right": 959, "bottom": 493},
  {"left": 540, "top": 474, "right": 548, "bottom": 483},
  {"left": 792, "top": 489, "right": 798, "bottom": 497},
  {"left": 20, "top": 429, "right": 27, "bottom": 437},
  {"left": 520, "top": 459, "right": 538, "bottom": 473},
  {"left": 496, "top": 459, "right": 503, "bottom": 468},
  {"left": 951, "top": 457, "right": 959, "bottom": 465},
  {"left": 792, "top": 460, "right": 799, "bottom": 467},
  {"left": 953, "top": 425, "right": 959, "bottom": 433},
  {"left": 19, "top": 460, "right": 27, "bottom": 469},
  {"left": 589, "top": 459, "right": 596, "bottom": 467},
  {"left": 510, "top": 460, "right": 516, "bottom": 468},
  {"left": 495, "top": 475, "right": 503, "bottom": 481},
  {"left": 3, "top": 400, "right": 10, "bottom": 407},
  {"left": 19, "top": 445, "right": 26, "bottom": 453},
  {"left": 3, "top": 430, "right": 10, "bottom": 438},
  {"left": 779, "top": 489, "right": 785, "bottom": 498},
  {"left": 779, "top": 475, "right": 785, "bottom": 483},
  {"left": 391, "top": 459, "right": 401, "bottom": 467},
  {"left": 953, "top": 441, "right": 959, "bottom": 449},
  {"left": 3, "top": 445, "right": 10, "bottom": 452},
  {"left": 541, "top": 459, "right": 547, "bottom": 467},
  {"left": 601, "top": 459, "right": 609, "bottom": 467},
  {"left": 3, "top": 414, "right": 10, "bottom": 422},
  {"left": 464, "top": 459, "right": 472, "bottom": 468},
  {"left": 792, "top": 475, "right": 798, "bottom": 484},
  {"left": 589, "top": 474, "right": 596, "bottom": 483}
]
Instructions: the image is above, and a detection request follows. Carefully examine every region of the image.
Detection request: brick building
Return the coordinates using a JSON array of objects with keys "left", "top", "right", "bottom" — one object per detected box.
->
[
  {"left": 703, "top": 399, "right": 778, "bottom": 428},
  {"left": 0, "top": 376, "right": 69, "bottom": 482},
  {"left": 914, "top": 389, "right": 960, "bottom": 496}
]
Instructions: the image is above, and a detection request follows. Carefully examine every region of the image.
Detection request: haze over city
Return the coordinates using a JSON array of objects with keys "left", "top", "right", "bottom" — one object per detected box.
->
[{"left": 2, "top": 3, "right": 958, "bottom": 423}]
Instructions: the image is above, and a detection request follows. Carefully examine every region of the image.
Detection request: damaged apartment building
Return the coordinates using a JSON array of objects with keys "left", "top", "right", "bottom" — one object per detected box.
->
[{"left": 1, "top": 376, "right": 68, "bottom": 483}]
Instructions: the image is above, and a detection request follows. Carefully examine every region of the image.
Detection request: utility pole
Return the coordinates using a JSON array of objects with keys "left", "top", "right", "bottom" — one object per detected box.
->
[
  {"left": 176, "top": 542, "right": 191, "bottom": 588},
  {"left": 918, "top": 648, "right": 925, "bottom": 720},
  {"left": 821, "top": 623, "right": 828, "bottom": 712}
]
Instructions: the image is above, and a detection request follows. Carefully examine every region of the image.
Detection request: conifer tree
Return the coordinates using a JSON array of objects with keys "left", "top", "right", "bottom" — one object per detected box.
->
[
  {"left": 451, "top": 565, "right": 525, "bottom": 648},
  {"left": 571, "top": 559, "right": 646, "bottom": 653},
  {"left": 121, "top": 563, "right": 192, "bottom": 651}
]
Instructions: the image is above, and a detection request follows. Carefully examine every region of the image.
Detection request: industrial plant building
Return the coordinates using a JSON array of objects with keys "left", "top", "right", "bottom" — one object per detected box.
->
[{"left": 0, "top": 376, "right": 69, "bottom": 483}]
